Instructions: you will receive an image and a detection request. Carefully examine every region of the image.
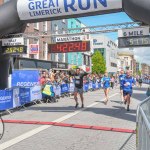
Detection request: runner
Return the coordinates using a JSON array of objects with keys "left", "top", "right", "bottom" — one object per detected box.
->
[
  {"left": 122, "top": 70, "right": 135, "bottom": 111},
  {"left": 102, "top": 72, "right": 111, "bottom": 105},
  {"left": 69, "top": 68, "right": 88, "bottom": 108},
  {"left": 138, "top": 76, "right": 143, "bottom": 88},
  {"left": 119, "top": 70, "right": 126, "bottom": 103}
]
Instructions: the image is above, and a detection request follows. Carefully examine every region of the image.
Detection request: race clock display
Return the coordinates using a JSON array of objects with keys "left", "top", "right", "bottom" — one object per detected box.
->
[
  {"left": 48, "top": 41, "right": 90, "bottom": 53},
  {"left": 118, "top": 36, "right": 150, "bottom": 48}
]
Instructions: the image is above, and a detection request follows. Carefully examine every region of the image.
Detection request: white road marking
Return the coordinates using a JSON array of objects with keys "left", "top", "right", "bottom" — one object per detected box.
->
[{"left": 0, "top": 93, "right": 119, "bottom": 150}]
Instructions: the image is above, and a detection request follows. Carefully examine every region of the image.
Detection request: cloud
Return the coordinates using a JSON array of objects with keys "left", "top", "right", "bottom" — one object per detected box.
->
[
  {"left": 133, "top": 47, "right": 150, "bottom": 65},
  {"left": 117, "top": 45, "right": 150, "bottom": 65}
]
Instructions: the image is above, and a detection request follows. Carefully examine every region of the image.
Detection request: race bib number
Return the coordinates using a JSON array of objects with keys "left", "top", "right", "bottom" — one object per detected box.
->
[{"left": 75, "top": 80, "right": 80, "bottom": 84}]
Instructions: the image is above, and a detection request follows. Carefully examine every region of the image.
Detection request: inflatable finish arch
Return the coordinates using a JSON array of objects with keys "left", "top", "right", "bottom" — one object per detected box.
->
[{"left": 0, "top": 0, "right": 150, "bottom": 89}]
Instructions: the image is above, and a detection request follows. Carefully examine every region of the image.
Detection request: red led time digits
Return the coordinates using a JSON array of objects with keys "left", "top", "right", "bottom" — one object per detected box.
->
[{"left": 81, "top": 41, "right": 87, "bottom": 51}]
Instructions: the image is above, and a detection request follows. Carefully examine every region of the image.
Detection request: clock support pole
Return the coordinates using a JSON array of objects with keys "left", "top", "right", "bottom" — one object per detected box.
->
[{"left": 0, "top": 45, "right": 10, "bottom": 89}]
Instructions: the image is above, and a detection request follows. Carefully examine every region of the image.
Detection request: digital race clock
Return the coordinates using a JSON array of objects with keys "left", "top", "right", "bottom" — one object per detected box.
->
[
  {"left": 118, "top": 36, "right": 150, "bottom": 48},
  {"left": 48, "top": 41, "right": 90, "bottom": 53}
]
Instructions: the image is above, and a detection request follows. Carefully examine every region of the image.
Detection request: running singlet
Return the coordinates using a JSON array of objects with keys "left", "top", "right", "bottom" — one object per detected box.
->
[
  {"left": 102, "top": 77, "right": 111, "bottom": 88},
  {"left": 69, "top": 71, "right": 88, "bottom": 88},
  {"left": 119, "top": 74, "right": 126, "bottom": 87},
  {"left": 122, "top": 76, "right": 135, "bottom": 92}
]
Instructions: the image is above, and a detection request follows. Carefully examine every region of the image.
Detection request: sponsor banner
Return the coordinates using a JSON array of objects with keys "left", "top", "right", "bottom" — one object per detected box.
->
[
  {"left": 11, "top": 70, "right": 40, "bottom": 87},
  {"left": 17, "top": 0, "right": 122, "bottom": 20},
  {"left": 68, "top": 83, "right": 75, "bottom": 93},
  {"left": 53, "top": 85, "right": 61, "bottom": 96},
  {"left": 0, "top": 90, "right": 13, "bottom": 111},
  {"left": 56, "top": 35, "right": 88, "bottom": 43},
  {"left": 29, "top": 44, "right": 39, "bottom": 54},
  {"left": 118, "top": 27, "right": 149, "bottom": 37},
  {"left": 2, "top": 37, "right": 24, "bottom": 46},
  {"left": 30, "top": 86, "right": 42, "bottom": 101},
  {"left": 2, "top": 46, "right": 27, "bottom": 55},
  {"left": 84, "top": 83, "right": 89, "bottom": 92},
  {"left": 61, "top": 84, "right": 69, "bottom": 94},
  {"left": 19, "top": 88, "right": 30, "bottom": 105},
  {"left": 13, "top": 88, "right": 20, "bottom": 107}
]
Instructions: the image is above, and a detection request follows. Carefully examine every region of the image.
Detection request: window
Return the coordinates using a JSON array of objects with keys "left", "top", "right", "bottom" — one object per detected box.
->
[
  {"left": 34, "top": 23, "right": 39, "bottom": 30},
  {"left": 33, "top": 38, "right": 39, "bottom": 44},
  {"left": 54, "top": 24, "right": 58, "bottom": 34},
  {"left": 43, "top": 42, "right": 47, "bottom": 59},
  {"left": 43, "top": 21, "right": 47, "bottom": 32},
  {"left": 111, "top": 63, "right": 117, "bottom": 67},
  {"left": 62, "top": 19, "right": 66, "bottom": 23},
  {"left": 62, "top": 28, "right": 65, "bottom": 34}
]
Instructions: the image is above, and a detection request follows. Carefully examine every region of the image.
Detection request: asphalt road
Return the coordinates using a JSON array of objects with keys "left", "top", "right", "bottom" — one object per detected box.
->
[{"left": 0, "top": 84, "right": 148, "bottom": 150}]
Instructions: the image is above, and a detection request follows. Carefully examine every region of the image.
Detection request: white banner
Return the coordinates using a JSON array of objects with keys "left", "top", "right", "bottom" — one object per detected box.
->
[
  {"left": 2, "top": 37, "right": 24, "bottom": 46},
  {"left": 118, "top": 27, "right": 150, "bottom": 37},
  {"left": 17, "top": 0, "right": 122, "bottom": 20},
  {"left": 13, "top": 88, "right": 20, "bottom": 107},
  {"left": 30, "top": 86, "right": 42, "bottom": 101},
  {"left": 56, "top": 35, "right": 88, "bottom": 43}
]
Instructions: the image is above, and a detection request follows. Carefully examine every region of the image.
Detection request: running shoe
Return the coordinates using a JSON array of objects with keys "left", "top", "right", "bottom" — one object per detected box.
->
[
  {"left": 127, "top": 105, "right": 130, "bottom": 111},
  {"left": 81, "top": 104, "right": 84, "bottom": 108},
  {"left": 75, "top": 103, "right": 79, "bottom": 108}
]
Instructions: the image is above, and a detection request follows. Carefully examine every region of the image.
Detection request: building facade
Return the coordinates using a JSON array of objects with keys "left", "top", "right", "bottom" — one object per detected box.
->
[
  {"left": 51, "top": 19, "right": 68, "bottom": 63},
  {"left": 141, "top": 63, "right": 150, "bottom": 75},
  {"left": 91, "top": 35, "right": 118, "bottom": 74},
  {"left": 118, "top": 50, "right": 134, "bottom": 73},
  {"left": 67, "top": 18, "right": 83, "bottom": 67}
]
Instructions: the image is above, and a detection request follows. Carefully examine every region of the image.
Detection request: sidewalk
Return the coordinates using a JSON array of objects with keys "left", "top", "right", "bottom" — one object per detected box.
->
[{"left": 0, "top": 85, "right": 148, "bottom": 150}]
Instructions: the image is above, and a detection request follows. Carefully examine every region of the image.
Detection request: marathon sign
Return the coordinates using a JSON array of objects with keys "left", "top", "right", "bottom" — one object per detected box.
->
[
  {"left": 56, "top": 35, "right": 88, "bottom": 43},
  {"left": 118, "top": 27, "right": 150, "bottom": 37},
  {"left": 2, "top": 36, "right": 24, "bottom": 46},
  {"left": 17, "top": 0, "right": 122, "bottom": 20}
]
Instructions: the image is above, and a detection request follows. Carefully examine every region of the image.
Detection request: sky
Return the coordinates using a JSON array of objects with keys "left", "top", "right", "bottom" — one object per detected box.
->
[{"left": 78, "top": 12, "right": 150, "bottom": 65}]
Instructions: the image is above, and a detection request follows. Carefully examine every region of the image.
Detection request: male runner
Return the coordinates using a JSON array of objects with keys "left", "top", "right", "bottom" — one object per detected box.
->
[
  {"left": 69, "top": 68, "right": 88, "bottom": 108},
  {"left": 119, "top": 70, "right": 126, "bottom": 103},
  {"left": 122, "top": 70, "right": 135, "bottom": 111}
]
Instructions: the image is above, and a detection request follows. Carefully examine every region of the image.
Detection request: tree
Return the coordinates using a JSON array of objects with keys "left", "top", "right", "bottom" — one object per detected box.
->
[
  {"left": 92, "top": 51, "right": 106, "bottom": 74},
  {"left": 137, "top": 70, "right": 142, "bottom": 76}
]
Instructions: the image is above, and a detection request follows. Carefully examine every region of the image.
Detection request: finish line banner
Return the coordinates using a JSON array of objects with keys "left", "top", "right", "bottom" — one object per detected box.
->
[{"left": 17, "top": 0, "right": 122, "bottom": 20}]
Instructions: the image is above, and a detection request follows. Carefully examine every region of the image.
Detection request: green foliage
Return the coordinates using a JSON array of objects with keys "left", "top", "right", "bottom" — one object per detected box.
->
[
  {"left": 92, "top": 51, "right": 106, "bottom": 74},
  {"left": 137, "top": 70, "right": 142, "bottom": 76}
]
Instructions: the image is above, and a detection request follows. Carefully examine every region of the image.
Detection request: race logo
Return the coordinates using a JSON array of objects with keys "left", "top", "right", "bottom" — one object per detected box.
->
[{"left": 17, "top": 0, "right": 122, "bottom": 20}]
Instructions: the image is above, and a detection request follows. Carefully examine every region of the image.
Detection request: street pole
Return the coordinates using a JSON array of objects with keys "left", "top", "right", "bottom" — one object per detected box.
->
[{"left": 0, "top": 45, "right": 10, "bottom": 89}]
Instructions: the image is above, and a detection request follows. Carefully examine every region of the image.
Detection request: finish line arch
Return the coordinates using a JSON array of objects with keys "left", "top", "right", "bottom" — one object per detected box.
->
[
  {"left": 0, "top": 0, "right": 150, "bottom": 89},
  {"left": 0, "top": 0, "right": 150, "bottom": 37}
]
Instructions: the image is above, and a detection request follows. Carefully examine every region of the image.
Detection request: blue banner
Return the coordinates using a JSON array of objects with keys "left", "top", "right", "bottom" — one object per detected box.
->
[
  {"left": 61, "top": 84, "right": 69, "bottom": 94},
  {"left": 19, "top": 88, "right": 31, "bottom": 105},
  {"left": 92, "top": 83, "right": 96, "bottom": 89},
  {"left": 0, "top": 90, "right": 13, "bottom": 111},
  {"left": 84, "top": 83, "right": 89, "bottom": 92},
  {"left": 11, "top": 70, "right": 40, "bottom": 87}
]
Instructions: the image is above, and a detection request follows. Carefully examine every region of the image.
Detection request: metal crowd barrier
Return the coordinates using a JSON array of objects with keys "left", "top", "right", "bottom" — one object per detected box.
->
[
  {"left": 137, "top": 96, "right": 150, "bottom": 150},
  {"left": 143, "top": 79, "right": 150, "bottom": 84},
  {"left": 0, "top": 82, "right": 102, "bottom": 113}
]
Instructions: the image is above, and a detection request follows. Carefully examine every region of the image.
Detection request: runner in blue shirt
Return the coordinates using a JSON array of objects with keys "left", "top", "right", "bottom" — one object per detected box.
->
[
  {"left": 119, "top": 70, "right": 126, "bottom": 103},
  {"left": 122, "top": 70, "right": 135, "bottom": 111},
  {"left": 102, "top": 72, "right": 111, "bottom": 105}
]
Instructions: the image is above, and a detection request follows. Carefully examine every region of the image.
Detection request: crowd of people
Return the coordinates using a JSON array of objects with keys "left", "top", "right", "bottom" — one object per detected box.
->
[{"left": 39, "top": 68, "right": 147, "bottom": 112}]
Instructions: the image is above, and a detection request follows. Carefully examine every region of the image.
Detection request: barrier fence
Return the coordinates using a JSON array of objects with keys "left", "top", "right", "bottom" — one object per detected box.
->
[
  {"left": 137, "top": 96, "right": 150, "bottom": 150},
  {"left": 143, "top": 79, "right": 150, "bottom": 84},
  {"left": 0, "top": 82, "right": 101, "bottom": 112}
]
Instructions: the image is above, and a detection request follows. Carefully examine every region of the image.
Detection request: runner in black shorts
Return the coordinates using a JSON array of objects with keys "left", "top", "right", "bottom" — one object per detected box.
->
[{"left": 69, "top": 68, "right": 88, "bottom": 108}]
